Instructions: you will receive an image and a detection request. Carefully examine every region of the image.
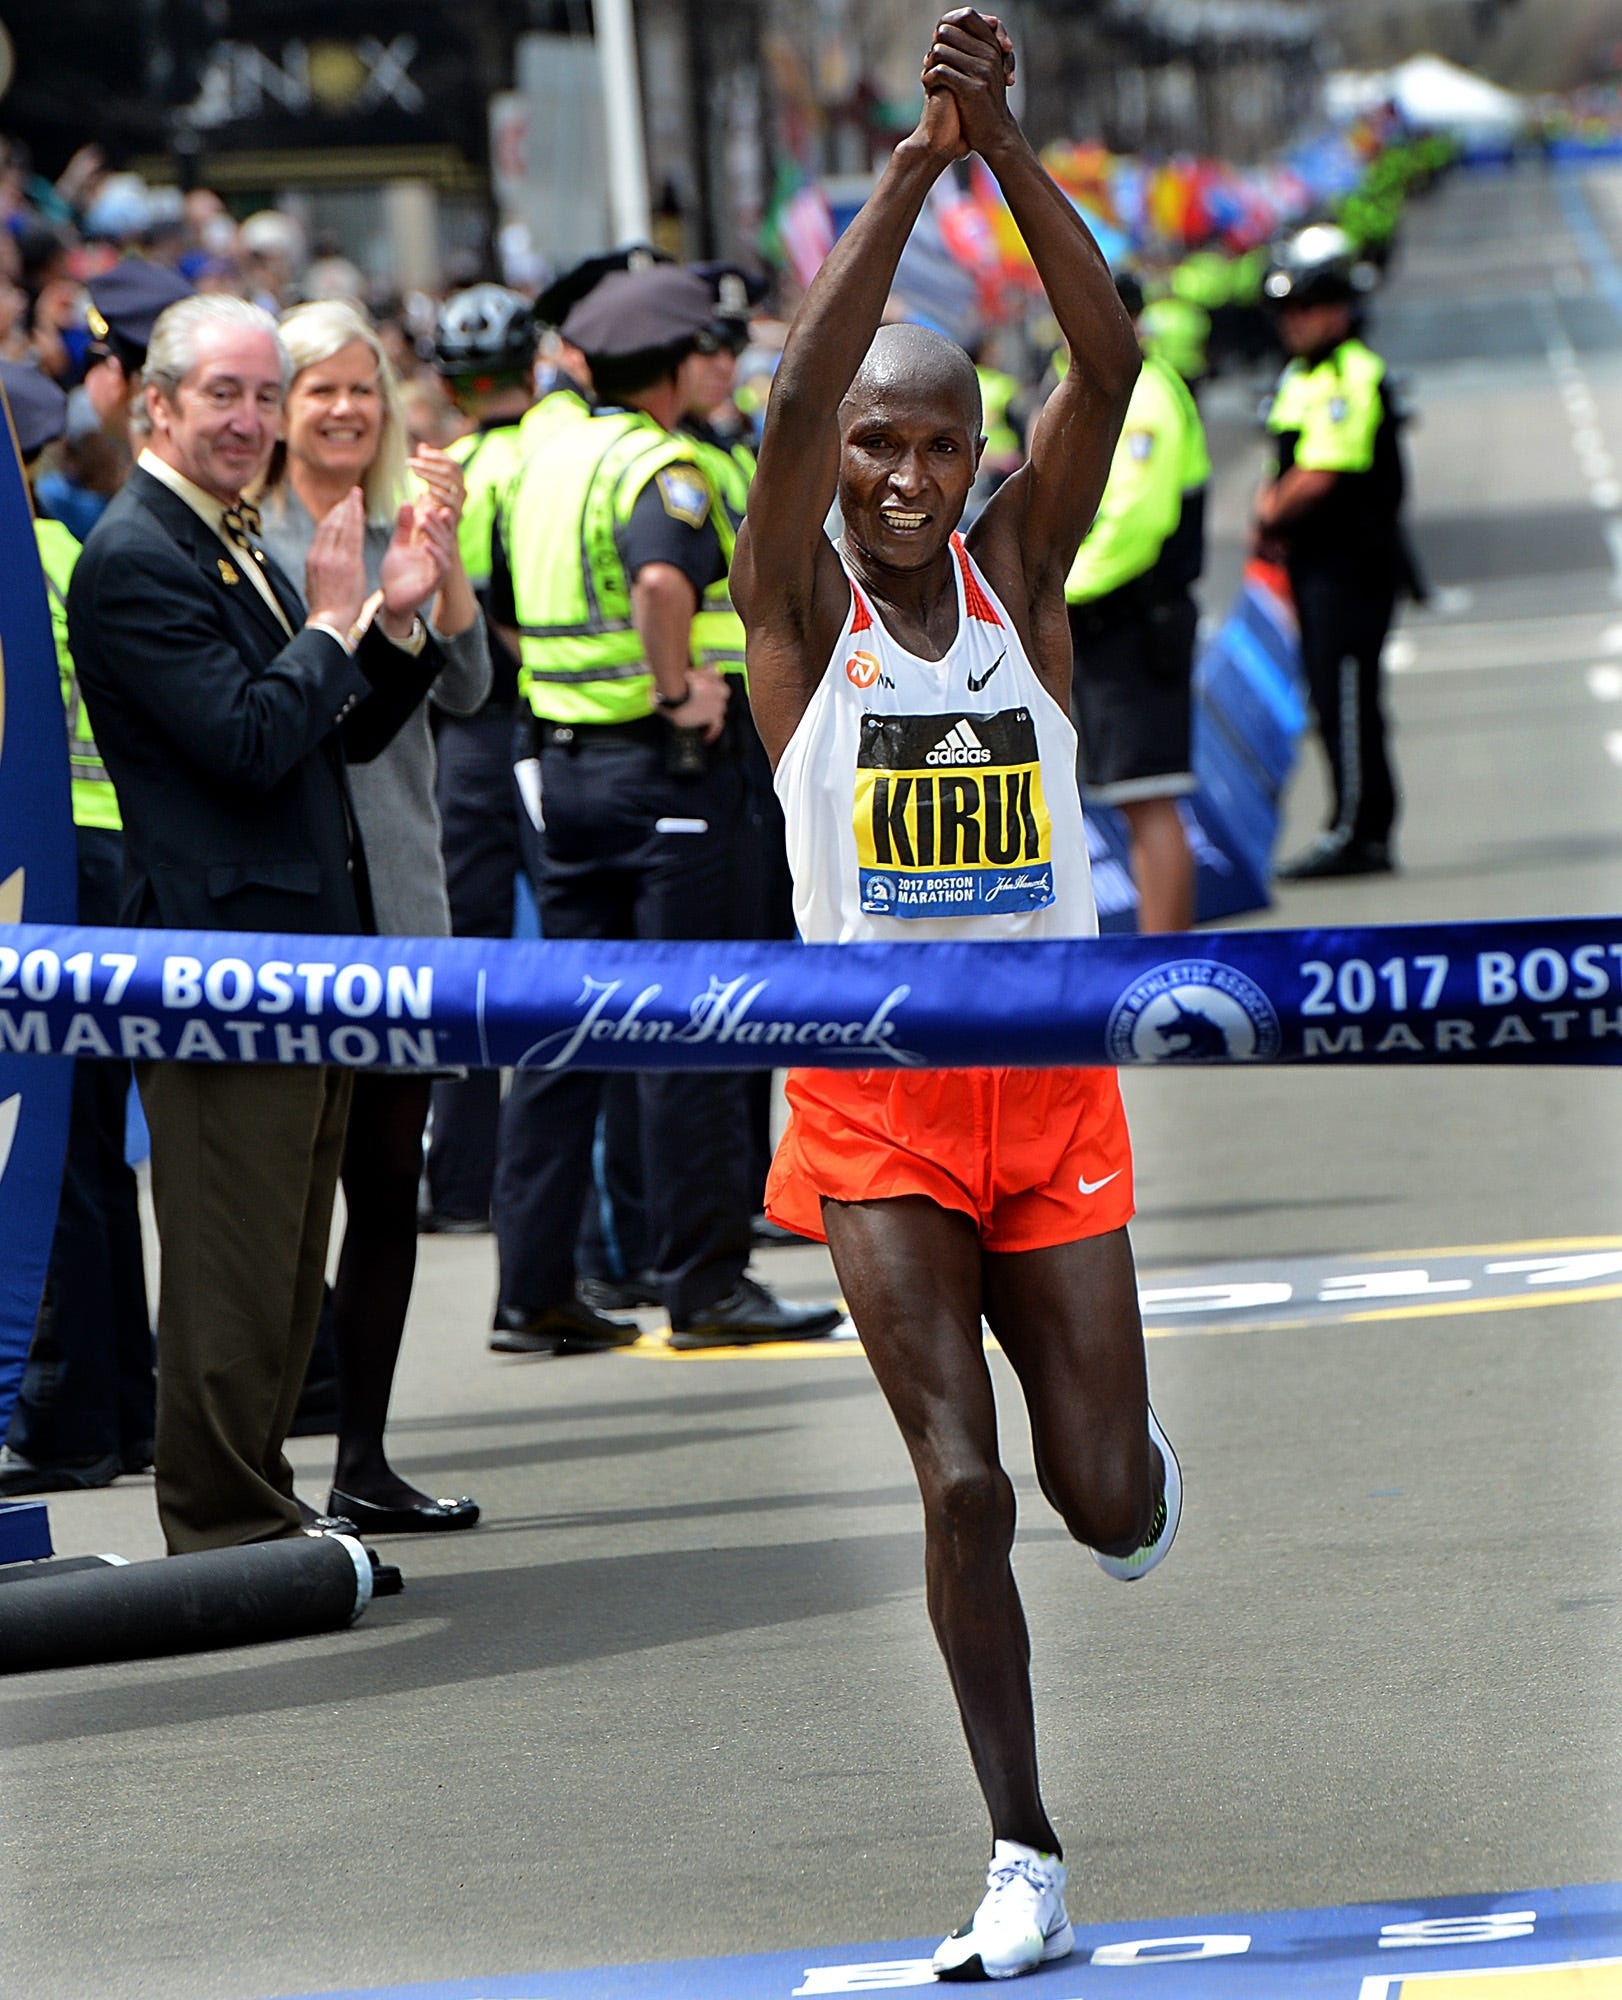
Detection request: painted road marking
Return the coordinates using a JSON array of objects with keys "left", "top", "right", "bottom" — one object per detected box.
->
[
  {"left": 1360, "top": 1965, "right": 1622, "bottom": 1998},
  {"left": 1383, "top": 618, "right": 1622, "bottom": 676},
  {"left": 272, "top": 1884, "right": 1622, "bottom": 1998},
  {"left": 582, "top": 1241, "right": 1622, "bottom": 1359}
]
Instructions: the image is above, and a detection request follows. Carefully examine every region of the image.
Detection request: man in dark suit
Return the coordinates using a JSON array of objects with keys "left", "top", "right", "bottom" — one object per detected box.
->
[{"left": 68, "top": 293, "right": 453, "bottom": 1555}]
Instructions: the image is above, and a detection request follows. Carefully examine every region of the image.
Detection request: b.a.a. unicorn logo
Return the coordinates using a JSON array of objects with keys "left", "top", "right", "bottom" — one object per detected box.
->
[{"left": 1107, "top": 960, "right": 1282, "bottom": 1064}]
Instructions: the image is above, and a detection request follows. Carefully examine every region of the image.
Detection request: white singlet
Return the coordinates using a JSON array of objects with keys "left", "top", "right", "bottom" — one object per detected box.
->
[{"left": 774, "top": 534, "right": 1099, "bottom": 945}]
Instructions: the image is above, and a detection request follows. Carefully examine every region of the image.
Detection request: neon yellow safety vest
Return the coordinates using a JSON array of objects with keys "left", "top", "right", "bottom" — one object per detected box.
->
[
  {"left": 507, "top": 409, "right": 715, "bottom": 725},
  {"left": 491, "top": 385, "right": 595, "bottom": 570},
  {"left": 1163, "top": 360, "right": 1212, "bottom": 493},
  {"left": 683, "top": 434, "right": 753, "bottom": 678},
  {"left": 1266, "top": 338, "right": 1385, "bottom": 475},
  {"left": 1065, "top": 356, "right": 1205, "bottom": 605},
  {"left": 446, "top": 423, "right": 524, "bottom": 588},
  {"left": 37, "top": 518, "right": 121, "bottom": 832},
  {"left": 516, "top": 383, "right": 591, "bottom": 456}
]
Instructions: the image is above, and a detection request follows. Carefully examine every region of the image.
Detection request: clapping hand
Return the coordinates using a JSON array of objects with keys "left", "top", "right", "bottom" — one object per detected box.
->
[
  {"left": 378, "top": 500, "right": 456, "bottom": 641},
  {"left": 409, "top": 445, "right": 467, "bottom": 526},
  {"left": 304, "top": 487, "right": 369, "bottom": 635},
  {"left": 922, "top": 10, "right": 1017, "bottom": 160}
]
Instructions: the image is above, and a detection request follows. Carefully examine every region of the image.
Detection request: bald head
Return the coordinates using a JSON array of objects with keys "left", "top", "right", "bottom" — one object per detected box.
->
[{"left": 840, "top": 323, "right": 982, "bottom": 438}]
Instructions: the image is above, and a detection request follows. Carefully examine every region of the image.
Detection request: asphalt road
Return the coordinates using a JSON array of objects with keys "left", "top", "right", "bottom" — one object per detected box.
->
[{"left": 4, "top": 161, "right": 1620, "bottom": 2000}]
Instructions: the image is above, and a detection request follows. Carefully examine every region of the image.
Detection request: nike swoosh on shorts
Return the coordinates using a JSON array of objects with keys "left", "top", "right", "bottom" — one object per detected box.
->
[{"left": 1077, "top": 1170, "right": 1121, "bottom": 1196}]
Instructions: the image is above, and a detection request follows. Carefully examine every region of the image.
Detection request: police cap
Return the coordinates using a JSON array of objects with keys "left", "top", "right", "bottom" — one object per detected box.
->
[
  {"left": 0, "top": 361, "right": 69, "bottom": 461},
  {"left": 535, "top": 244, "right": 671, "bottom": 331},
  {"left": 86, "top": 257, "right": 195, "bottom": 369},
  {"left": 688, "top": 261, "right": 769, "bottom": 354},
  {"left": 561, "top": 266, "right": 716, "bottom": 363},
  {"left": 689, "top": 261, "right": 770, "bottom": 318}
]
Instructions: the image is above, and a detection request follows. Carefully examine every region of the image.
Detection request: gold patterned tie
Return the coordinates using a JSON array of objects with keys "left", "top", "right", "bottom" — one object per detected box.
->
[{"left": 220, "top": 498, "right": 263, "bottom": 554}]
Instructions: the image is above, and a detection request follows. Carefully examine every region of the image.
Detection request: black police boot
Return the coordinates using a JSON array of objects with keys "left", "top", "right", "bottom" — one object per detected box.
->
[{"left": 667, "top": 1278, "right": 845, "bottom": 1351}]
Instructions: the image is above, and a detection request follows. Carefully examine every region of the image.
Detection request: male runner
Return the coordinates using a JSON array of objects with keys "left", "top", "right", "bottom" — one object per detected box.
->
[{"left": 732, "top": 11, "right": 1181, "bottom": 1982}]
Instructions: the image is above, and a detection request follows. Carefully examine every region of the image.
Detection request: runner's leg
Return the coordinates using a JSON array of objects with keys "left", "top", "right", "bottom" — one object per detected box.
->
[
  {"left": 821, "top": 1194, "right": 1060, "bottom": 1855},
  {"left": 983, "top": 1226, "right": 1163, "bottom": 1558}
]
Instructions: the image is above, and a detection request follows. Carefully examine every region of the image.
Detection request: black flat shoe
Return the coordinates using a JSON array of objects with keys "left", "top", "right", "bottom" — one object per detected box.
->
[
  {"left": 328, "top": 1487, "right": 481, "bottom": 1534},
  {"left": 490, "top": 1298, "right": 641, "bottom": 1355},
  {"left": 0, "top": 1449, "right": 121, "bottom": 1495},
  {"left": 667, "top": 1278, "right": 845, "bottom": 1351}
]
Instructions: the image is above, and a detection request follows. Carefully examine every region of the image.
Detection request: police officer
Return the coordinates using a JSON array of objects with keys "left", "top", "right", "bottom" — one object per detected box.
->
[
  {"left": 0, "top": 362, "right": 154, "bottom": 1494},
  {"left": 573, "top": 263, "right": 775, "bottom": 1310},
  {"left": 488, "top": 265, "right": 841, "bottom": 1352},
  {"left": 679, "top": 264, "right": 797, "bottom": 1226},
  {"left": 1256, "top": 224, "right": 1406, "bottom": 880},
  {"left": 81, "top": 257, "right": 195, "bottom": 447},
  {"left": 1065, "top": 273, "right": 1211, "bottom": 934},
  {"left": 418, "top": 284, "right": 538, "bottom": 1232}
]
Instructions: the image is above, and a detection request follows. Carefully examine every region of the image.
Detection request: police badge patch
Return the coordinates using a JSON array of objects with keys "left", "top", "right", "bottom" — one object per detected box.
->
[{"left": 655, "top": 466, "right": 710, "bottom": 526}]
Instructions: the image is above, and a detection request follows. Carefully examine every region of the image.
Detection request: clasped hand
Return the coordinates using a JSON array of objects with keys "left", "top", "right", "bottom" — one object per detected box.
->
[
  {"left": 303, "top": 486, "right": 456, "bottom": 645},
  {"left": 917, "top": 9, "right": 1017, "bottom": 161}
]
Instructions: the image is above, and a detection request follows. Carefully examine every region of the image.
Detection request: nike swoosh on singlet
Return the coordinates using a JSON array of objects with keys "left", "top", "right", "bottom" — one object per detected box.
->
[
  {"left": 1077, "top": 1170, "right": 1121, "bottom": 1196},
  {"left": 965, "top": 649, "right": 1005, "bottom": 694}
]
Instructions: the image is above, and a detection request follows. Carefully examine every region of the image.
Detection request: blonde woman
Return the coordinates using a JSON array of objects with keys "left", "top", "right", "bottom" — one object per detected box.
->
[{"left": 259, "top": 298, "right": 490, "bottom": 1534}]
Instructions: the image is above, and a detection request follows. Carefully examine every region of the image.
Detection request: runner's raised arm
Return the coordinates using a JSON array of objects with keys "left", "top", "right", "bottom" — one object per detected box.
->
[
  {"left": 934, "top": 15, "right": 1141, "bottom": 608},
  {"left": 732, "top": 39, "right": 975, "bottom": 729}
]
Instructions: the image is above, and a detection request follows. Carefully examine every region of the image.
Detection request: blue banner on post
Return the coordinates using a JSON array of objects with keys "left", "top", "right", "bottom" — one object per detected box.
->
[
  {"left": 0, "top": 387, "right": 76, "bottom": 1443},
  {"left": 0, "top": 916, "right": 1619, "bottom": 1073}
]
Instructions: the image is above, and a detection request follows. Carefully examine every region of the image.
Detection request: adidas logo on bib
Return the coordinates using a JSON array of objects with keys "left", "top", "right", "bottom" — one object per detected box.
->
[{"left": 926, "top": 720, "right": 992, "bottom": 767}]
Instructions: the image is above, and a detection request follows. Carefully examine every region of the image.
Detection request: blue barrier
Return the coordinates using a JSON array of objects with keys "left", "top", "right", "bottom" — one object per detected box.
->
[
  {"left": 0, "top": 916, "right": 1619, "bottom": 1071},
  {"left": 0, "top": 386, "right": 77, "bottom": 1442}
]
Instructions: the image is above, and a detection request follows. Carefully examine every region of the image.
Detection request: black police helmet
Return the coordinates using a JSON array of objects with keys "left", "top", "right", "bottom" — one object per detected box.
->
[
  {"left": 433, "top": 284, "right": 536, "bottom": 377},
  {"left": 1264, "top": 224, "right": 1374, "bottom": 311}
]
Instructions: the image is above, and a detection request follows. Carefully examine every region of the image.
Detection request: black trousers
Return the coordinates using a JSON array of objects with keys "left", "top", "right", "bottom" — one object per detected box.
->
[
  {"left": 493, "top": 723, "right": 753, "bottom": 1325},
  {"left": 1292, "top": 568, "right": 1399, "bottom": 849},
  {"left": 6, "top": 826, "right": 154, "bottom": 1470},
  {"left": 424, "top": 706, "right": 524, "bottom": 1223},
  {"left": 572, "top": 690, "right": 796, "bottom": 1264}
]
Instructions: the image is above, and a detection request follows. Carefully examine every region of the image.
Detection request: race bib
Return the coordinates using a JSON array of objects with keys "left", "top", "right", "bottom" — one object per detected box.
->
[{"left": 854, "top": 708, "right": 1055, "bottom": 919}]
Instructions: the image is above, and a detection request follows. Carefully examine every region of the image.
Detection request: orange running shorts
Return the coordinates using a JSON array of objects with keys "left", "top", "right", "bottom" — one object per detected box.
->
[{"left": 765, "top": 1064, "right": 1135, "bottom": 1252}]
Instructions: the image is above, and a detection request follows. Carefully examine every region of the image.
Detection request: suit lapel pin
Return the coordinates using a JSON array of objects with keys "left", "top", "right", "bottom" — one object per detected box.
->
[{"left": 217, "top": 557, "right": 240, "bottom": 584}]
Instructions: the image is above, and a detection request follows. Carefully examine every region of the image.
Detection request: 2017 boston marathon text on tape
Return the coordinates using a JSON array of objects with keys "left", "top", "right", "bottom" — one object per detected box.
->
[{"left": 0, "top": 922, "right": 1620, "bottom": 1070}]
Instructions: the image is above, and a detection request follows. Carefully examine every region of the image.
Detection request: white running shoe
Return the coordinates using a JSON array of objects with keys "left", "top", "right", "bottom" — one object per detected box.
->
[
  {"left": 932, "top": 1840, "right": 1074, "bottom": 1982},
  {"left": 1092, "top": 1403, "right": 1182, "bottom": 1582}
]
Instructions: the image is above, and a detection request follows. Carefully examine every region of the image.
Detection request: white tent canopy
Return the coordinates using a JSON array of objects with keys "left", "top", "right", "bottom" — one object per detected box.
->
[{"left": 1326, "top": 54, "right": 1527, "bottom": 139}]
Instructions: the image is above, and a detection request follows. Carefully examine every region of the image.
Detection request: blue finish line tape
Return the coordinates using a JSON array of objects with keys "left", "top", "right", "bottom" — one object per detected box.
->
[
  {"left": 1, "top": 916, "right": 1620, "bottom": 1071},
  {"left": 276, "top": 1882, "right": 1622, "bottom": 1997}
]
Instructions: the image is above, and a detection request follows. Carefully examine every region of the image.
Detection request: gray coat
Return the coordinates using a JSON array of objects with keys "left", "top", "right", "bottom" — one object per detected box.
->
[{"left": 260, "top": 484, "right": 491, "bottom": 937}]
